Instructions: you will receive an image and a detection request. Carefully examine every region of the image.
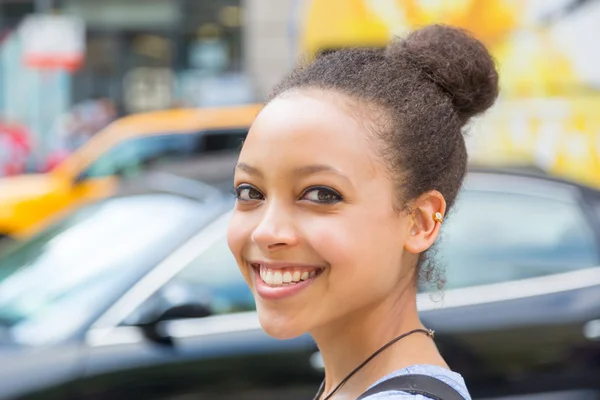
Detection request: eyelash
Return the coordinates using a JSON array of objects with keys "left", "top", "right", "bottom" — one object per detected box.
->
[
  {"left": 233, "top": 184, "right": 343, "bottom": 205},
  {"left": 233, "top": 184, "right": 264, "bottom": 202},
  {"left": 301, "top": 186, "right": 344, "bottom": 204}
]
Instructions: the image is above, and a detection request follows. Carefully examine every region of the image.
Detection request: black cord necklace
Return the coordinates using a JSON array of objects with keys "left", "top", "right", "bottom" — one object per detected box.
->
[{"left": 313, "top": 328, "right": 434, "bottom": 400}]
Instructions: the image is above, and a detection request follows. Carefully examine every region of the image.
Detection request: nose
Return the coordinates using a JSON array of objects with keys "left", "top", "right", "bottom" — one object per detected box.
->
[{"left": 251, "top": 203, "right": 299, "bottom": 251}]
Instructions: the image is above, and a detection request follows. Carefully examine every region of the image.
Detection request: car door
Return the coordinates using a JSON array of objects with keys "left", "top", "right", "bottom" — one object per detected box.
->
[
  {"left": 418, "top": 173, "right": 600, "bottom": 398},
  {"left": 79, "top": 212, "right": 322, "bottom": 400}
]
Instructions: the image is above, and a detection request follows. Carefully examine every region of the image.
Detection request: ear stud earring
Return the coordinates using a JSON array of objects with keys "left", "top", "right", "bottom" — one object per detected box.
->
[{"left": 433, "top": 212, "right": 443, "bottom": 224}]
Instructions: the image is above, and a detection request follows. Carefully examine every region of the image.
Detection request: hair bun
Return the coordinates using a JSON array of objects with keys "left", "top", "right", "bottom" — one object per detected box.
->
[{"left": 386, "top": 24, "right": 499, "bottom": 124}]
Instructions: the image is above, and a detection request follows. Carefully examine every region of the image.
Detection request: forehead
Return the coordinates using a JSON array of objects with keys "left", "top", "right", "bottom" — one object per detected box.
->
[{"left": 240, "top": 93, "right": 380, "bottom": 176}]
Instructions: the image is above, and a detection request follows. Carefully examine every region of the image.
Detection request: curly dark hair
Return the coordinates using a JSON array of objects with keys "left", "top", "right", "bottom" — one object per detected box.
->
[{"left": 268, "top": 24, "right": 499, "bottom": 288}]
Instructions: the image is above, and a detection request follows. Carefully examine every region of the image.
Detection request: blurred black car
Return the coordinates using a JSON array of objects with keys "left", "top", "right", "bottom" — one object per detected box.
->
[{"left": 0, "top": 166, "right": 599, "bottom": 400}]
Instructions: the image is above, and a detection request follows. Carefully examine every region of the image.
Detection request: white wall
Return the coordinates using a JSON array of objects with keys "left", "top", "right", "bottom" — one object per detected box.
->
[{"left": 242, "top": 0, "right": 300, "bottom": 99}]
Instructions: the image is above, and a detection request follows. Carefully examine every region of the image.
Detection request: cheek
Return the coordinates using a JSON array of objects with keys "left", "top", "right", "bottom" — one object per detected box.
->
[
  {"left": 302, "top": 208, "right": 404, "bottom": 272},
  {"left": 301, "top": 210, "right": 407, "bottom": 313},
  {"left": 303, "top": 219, "right": 355, "bottom": 265}
]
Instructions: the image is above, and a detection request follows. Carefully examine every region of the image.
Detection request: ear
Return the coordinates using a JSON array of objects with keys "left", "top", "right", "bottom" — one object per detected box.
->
[{"left": 404, "top": 190, "right": 446, "bottom": 254}]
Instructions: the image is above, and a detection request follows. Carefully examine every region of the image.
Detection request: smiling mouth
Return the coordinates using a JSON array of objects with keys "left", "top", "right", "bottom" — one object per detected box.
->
[{"left": 251, "top": 263, "right": 324, "bottom": 287}]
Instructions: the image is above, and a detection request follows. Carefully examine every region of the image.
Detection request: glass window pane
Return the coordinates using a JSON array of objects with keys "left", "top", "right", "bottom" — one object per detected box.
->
[
  {"left": 123, "top": 236, "right": 252, "bottom": 325},
  {"left": 84, "top": 134, "right": 196, "bottom": 178},
  {"left": 84, "top": 130, "right": 246, "bottom": 179},
  {"left": 0, "top": 194, "right": 207, "bottom": 344},
  {"left": 438, "top": 190, "right": 599, "bottom": 290}
]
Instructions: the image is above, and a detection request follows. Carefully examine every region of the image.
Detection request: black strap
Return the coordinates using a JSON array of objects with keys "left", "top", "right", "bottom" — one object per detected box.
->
[{"left": 356, "top": 374, "right": 465, "bottom": 400}]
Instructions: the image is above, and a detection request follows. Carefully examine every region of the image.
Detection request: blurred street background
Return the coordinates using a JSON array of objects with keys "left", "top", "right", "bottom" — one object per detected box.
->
[
  {"left": 0, "top": 0, "right": 599, "bottom": 183},
  {"left": 0, "top": 1, "right": 599, "bottom": 399}
]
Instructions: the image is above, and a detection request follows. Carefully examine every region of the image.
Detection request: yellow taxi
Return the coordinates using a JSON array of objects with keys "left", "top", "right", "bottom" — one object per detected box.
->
[{"left": 0, "top": 104, "right": 262, "bottom": 239}]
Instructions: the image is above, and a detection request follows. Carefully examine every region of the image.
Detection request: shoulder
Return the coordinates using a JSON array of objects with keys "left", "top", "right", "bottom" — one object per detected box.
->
[{"left": 360, "top": 365, "right": 472, "bottom": 400}]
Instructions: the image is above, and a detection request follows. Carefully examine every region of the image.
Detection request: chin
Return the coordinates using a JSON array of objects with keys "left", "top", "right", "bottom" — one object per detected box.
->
[{"left": 256, "top": 304, "right": 308, "bottom": 340}]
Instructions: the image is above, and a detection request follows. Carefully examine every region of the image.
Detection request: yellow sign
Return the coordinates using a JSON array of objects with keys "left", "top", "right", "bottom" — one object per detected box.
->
[{"left": 300, "top": 0, "right": 600, "bottom": 187}]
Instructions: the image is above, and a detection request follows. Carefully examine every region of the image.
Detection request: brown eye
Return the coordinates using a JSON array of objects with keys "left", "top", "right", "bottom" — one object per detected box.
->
[
  {"left": 235, "top": 185, "right": 264, "bottom": 201},
  {"left": 301, "top": 187, "right": 343, "bottom": 204}
]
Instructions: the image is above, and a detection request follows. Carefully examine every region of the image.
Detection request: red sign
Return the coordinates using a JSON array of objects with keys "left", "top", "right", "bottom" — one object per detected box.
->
[{"left": 19, "top": 15, "right": 86, "bottom": 72}]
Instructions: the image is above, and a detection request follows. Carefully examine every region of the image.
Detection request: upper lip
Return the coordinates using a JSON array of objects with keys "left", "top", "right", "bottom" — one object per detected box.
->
[{"left": 248, "top": 260, "right": 326, "bottom": 270}]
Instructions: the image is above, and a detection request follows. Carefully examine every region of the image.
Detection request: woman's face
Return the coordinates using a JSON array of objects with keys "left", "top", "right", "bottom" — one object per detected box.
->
[{"left": 227, "top": 92, "right": 415, "bottom": 339}]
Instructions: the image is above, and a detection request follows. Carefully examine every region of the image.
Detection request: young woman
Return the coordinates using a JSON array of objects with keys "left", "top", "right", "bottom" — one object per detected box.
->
[{"left": 228, "top": 24, "right": 499, "bottom": 400}]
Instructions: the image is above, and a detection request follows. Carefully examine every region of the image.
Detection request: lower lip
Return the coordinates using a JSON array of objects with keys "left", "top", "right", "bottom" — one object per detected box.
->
[{"left": 253, "top": 267, "right": 321, "bottom": 301}]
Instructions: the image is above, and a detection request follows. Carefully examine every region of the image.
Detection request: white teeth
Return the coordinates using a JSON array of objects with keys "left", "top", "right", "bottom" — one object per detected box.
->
[
  {"left": 292, "top": 271, "right": 301, "bottom": 282},
  {"left": 265, "top": 271, "right": 274, "bottom": 285},
  {"left": 259, "top": 265, "right": 321, "bottom": 287}
]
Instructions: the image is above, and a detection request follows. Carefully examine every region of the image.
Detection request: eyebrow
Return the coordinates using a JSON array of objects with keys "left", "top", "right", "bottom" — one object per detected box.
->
[
  {"left": 292, "top": 164, "right": 343, "bottom": 176},
  {"left": 235, "top": 162, "right": 262, "bottom": 177},
  {"left": 236, "top": 163, "right": 349, "bottom": 181}
]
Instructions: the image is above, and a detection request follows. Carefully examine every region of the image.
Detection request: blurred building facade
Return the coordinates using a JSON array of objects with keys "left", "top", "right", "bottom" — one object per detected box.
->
[
  {"left": 243, "top": 0, "right": 297, "bottom": 98},
  {"left": 0, "top": 0, "right": 296, "bottom": 110},
  {"left": 0, "top": 0, "right": 297, "bottom": 170}
]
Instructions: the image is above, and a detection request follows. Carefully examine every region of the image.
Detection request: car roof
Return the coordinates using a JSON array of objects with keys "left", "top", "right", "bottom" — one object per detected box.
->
[
  {"left": 54, "top": 104, "right": 262, "bottom": 176},
  {"left": 100, "top": 104, "right": 262, "bottom": 138},
  {"left": 468, "top": 164, "right": 600, "bottom": 194}
]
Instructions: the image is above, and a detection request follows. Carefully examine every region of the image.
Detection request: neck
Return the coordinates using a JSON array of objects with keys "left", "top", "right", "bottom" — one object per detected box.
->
[{"left": 312, "top": 284, "right": 437, "bottom": 399}]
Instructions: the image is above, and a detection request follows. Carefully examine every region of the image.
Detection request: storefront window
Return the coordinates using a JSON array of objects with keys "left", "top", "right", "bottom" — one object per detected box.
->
[{"left": 69, "top": 0, "right": 249, "bottom": 115}]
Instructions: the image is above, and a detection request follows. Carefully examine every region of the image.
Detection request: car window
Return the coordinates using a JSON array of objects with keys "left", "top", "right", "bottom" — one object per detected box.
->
[
  {"left": 83, "top": 129, "right": 247, "bottom": 179},
  {"left": 122, "top": 235, "right": 254, "bottom": 326},
  {"left": 436, "top": 189, "right": 599, "bottom": 290},
  {"left": 0, "top": 194, "right": 213, "bottom": 345}
]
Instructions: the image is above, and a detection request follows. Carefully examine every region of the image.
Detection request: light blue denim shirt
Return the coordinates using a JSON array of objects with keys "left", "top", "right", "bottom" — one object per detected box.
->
[{"left": 361, "top": 365, "right": 471, "bottom": 400}]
